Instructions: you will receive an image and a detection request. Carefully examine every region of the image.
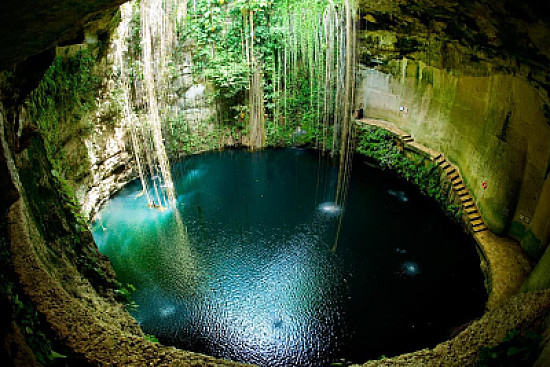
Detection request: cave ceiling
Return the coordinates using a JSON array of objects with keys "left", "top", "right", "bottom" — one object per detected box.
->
[
  {"left": 0, "top": 0, "right": 549, "bottom": 75},
  {"left": 0, "top": 0, "right": 125, "bottom": 70}
]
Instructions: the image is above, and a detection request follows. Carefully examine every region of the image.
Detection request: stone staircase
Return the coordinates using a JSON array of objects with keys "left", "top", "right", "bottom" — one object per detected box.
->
[
  {"left": 357, "top": 118, "right": 488, "bottom": 234},
  {"left": 433, "top": 154, "right": 487, "bottom": 233},
  {"left": 401, "top": 133, "right": 415, "bottom": 144}
]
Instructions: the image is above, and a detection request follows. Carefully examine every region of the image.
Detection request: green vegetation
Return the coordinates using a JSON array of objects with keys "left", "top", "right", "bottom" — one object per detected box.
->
[
  {"left": 477, "top": 329, "right": 542, "bottom": 367},
  {"left": 180, "top": 0, "right": 258, "bottom": 124},
  {"left": 165, "top": 116, "right": 226, "bottom": 155},
  {"left": 144, "top": 334, "right": 159, "bottom": 343},
  {"left": 356, "top": 125, "right": 461, "bottom": 220},
  {"left": 15, "top": 136, "right": 119, "bottom": 294},
  {"left": 25, "top": 50, "right": 101, "bottom": 227},
  {"left": 50, "top": 168, "right": 88, "bottom": 233},
  {"left": 330, "top": 358, "right": 353, "bottom": 367},
  {"left": 115, "top": 283, "right": 139, "bottom": 312},
  {"left": 26, "top": 51, "right": 99, "bottom": 174},
  {"left": 154, "top": 0, "right": 354, "bottom": 152},
  {"left": 8, "top": 284, "right": 65, "bottom": 365}
]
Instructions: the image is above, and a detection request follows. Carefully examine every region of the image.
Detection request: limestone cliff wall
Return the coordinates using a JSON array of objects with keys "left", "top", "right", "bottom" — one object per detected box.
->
[{"left": 50, "top": 21, "right": 220, "bottom": 220}]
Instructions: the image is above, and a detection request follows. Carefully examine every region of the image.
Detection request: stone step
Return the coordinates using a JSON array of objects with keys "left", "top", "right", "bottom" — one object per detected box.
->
[
  {"left": 457, "top": 190, "right": 469, "bottom": 197},
  {"left": 445, "top": 166, "right": 456, "bottom": 175},
  {"left": 452, "top": 178, "right": 463, "bottom": 187},
  {"left": 471, "top": 219, "right": 485, "bottom": 227},
  {"left": 403, "top": 137, "right": 414, "bottom": 143},
  {"left": 402, "top": 134, "right": 412, "bottom": 138},
  {"left": 454, "top": 184, "right": 466, "bottom": 191},
  {"left": 448, "top": 172, "right": 460, "bottom": 181},
  {"left": 464, "top": 202, "right": 475, "bottom": 209},
  {"left": 441, "top": 162, "right": 451, "bottom": 170},
  {"left": 460, "top": 195, "right": 473, "bottom": 203},
  {"left": 436, "top": 158, "right": 447, "bottom": 166},
  {"left": 434, "top": 153, "right": 442, "bottom": 161},
  {"left": 465, "top": 207, "right": 478, "bottom": 214},
  {"left": 473, "top": 225, "right": 487, "bottom": 233},
  {"left": 468, "top": 213, "right": 481, "bottom": 221}
]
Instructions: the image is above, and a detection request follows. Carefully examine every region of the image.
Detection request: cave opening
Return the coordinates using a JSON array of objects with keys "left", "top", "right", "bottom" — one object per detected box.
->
[
  {"left": 1, "top": 0, "right": 550, "bottom": 366},
  {"left": 86, "top": 2, "right": 490, "bottom": 363}
]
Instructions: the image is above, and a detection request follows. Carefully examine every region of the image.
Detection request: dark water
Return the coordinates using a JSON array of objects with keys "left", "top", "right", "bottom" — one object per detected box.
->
[{"left": 92, "top": 148, "right": 486, "bottom": 366}]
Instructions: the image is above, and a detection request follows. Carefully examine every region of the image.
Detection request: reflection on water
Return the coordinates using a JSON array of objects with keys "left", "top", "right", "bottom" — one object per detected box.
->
[
  {"left": 400, "top": 261, "right": 421, "bottom": 277},
  {"left": 388, "top": 189, "right": 409, "bottom": 202},
  {"left": 318, "top": 202, "right": 342, "bottom": 216},
  {"left": 92, "top": 148, "right": 486, "bottom": 366}
]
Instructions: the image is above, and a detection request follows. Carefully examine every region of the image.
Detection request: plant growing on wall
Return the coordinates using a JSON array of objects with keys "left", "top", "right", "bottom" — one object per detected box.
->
[
  {"left": 26, "top": 51, "right": 99, "bottom": 177},
  {"left": 356, "top": 125, "right": 461, "bottom": 220},
  {"left": 25, "top": 50, "right": 102, "bottom": 229}
]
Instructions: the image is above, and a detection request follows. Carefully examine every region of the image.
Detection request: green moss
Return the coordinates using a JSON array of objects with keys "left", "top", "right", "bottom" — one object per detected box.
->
[
  {"left": 523, "top": 245, "right": 550, "bottom": 292},
  {"left": 520, "top": 230, "right": 543, "bottom": 260},
  {"left": 479, "top": 202, "right": 507, "bottom": 236},
  {"left": 395, "top": 36, "right": 421, "bottom": 55},
  {"left": 422, "top": 68, "right": 434, "bottom": 85},
  {"left": 509, "top": 221, "right": 527, "bottom": 239},
  {"left": 17, "top": 136, "right": 116, "bottom": 293},
  {"left": 26, "top": 50, "right": 99, "bottom": 182},
  {"left": 17, "top": 137, "right": 70, "bottom": 241}
]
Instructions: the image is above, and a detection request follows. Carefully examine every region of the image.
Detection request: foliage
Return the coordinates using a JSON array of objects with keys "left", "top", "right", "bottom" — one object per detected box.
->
[
  {"left": 115, "top": 283, "right": 139, "bottom": 312},
  {"left": 9, "top": 289, "right": 64, "bottom": 364},
  {"left": 181, "top": 0, "right": 278, "bottom": 124},
  {"left": 106, "top": 0, "right": 355, "bottom": 154},
  {"left": 27, "top": 51, "right": 99, "bottom": 165},
  {"left": 477, "top": 329, "right": 542, "bottom": 367},
  {"left": 50, "top": 168, "right": 88, "bottom": 231},
  {"left": 177, "top": 0, "right": 350, "bottom": 149},
  {"left": 25, "top": 50, "right": 100, "bottom": 222},
  {"left": 165, "top": 115, "right": 226, "bottom": 155},
  {"left": 356, "top": 125, "right": 461, "bottom": 220},
  {"left": 144, "top": 334, "right": 159, "bottom": 343},
  {"left": 202, "top": 54, "right": 249, "bottom": 100}
]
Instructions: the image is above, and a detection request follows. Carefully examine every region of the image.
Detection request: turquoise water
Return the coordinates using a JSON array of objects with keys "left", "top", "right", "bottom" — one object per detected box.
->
[{"left": 92, "top": 148, "right": 486, "bottom": 366}]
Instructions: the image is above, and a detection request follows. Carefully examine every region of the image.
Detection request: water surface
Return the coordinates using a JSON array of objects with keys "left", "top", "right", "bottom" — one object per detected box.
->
[{"left": 92, "top": 148, "right": 486, "bottom": 366}]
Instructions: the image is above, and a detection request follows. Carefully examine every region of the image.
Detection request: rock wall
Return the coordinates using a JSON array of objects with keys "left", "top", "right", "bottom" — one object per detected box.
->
[
  {"left": 356, "top": 0, "right": 550, "bottom": 265},
  {"left": 41, "top": 25, "right": 135, "bottom": 221},
  {"left": 78, "top": 115, "right": 133, "bottom": 221},
  {"left": 54, "top": 23, "right": 220, "bottom": 220},
  {"left": 355, "top": 0, "right": 550, "bottom": 299},
  {"left": 356, "top": 61, "right": 550, "bottom": 258}
]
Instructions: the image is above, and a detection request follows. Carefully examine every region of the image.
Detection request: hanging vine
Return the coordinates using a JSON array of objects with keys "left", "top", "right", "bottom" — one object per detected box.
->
[
  {"left": 114, "top": 0, "right": 180, "bottom": 209},
  {"left": 113, "top": 0, "right": 357, "bottom": 210}
]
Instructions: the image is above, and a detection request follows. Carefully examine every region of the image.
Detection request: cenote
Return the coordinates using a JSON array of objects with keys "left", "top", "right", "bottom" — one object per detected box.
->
[{"left": 92, "top": 148, "right": 487, "bottom": 366}]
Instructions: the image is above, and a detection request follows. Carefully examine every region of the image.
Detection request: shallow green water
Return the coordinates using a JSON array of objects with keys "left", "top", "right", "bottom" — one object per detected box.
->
[{"left": 92, "top": 148, "right": 486, "bottom": 366}]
